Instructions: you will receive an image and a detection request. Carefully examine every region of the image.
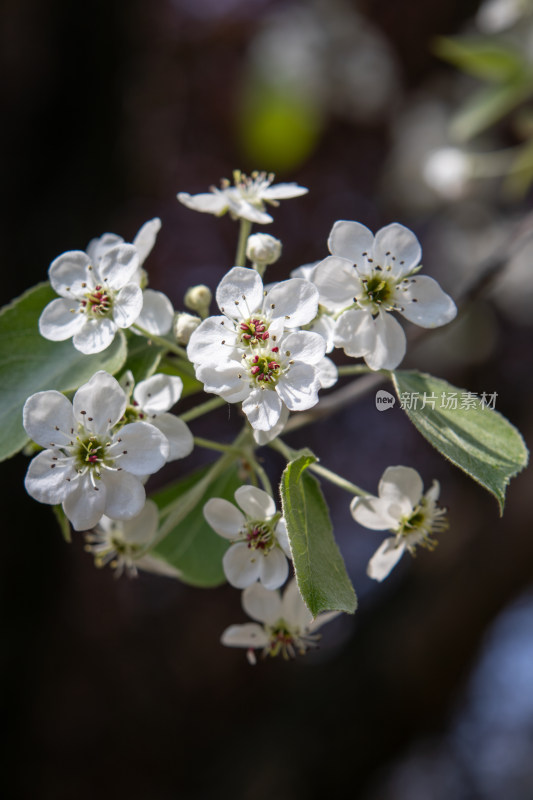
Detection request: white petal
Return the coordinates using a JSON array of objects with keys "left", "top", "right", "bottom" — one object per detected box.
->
[
  {"left": 317, "top": 356, "right": 338, "bottom": 389},
  {"left": 327, "top": 220, "right": 375, "bottom": 262},
  {"left": 151, "top": 413, "right": 193, "bottom": 461},
  {"left": 259, "top": 548, "right": 289, "bottom": 590},
  {"left": 252, "top": 405, "right": 290, "bottom": 446},
  {"left": 226, "top": 196, "right": 273, "bottom": 224},
  {"left": 274, "top": 518, "right": 292, "bottom": 557},
  {"left": 242, "top": 581, "right": 283, "bottom": 624},
  {"left": 223, "top": 542, "right": 261, "bottom": 588},
  {"left": 397, "top": 276, "right": 457, "bottom": 328},
  {"left": 261, "top": 182, "right": 308, "bottom": 200},
  {"left": 235, "top": 485, "right": 276, "bottom": 519},
  {"left": 73, "top": 371, "right": 126, "bottom": 434},
  {"left": 24, "top": 449, "right": 77, "bottom": 504},
  {"left": 72, "top": 318, "right": 117, "bottom": 354},
  {"left": 101, "top": 470, "right": 146, "bottom": 520},
  {"left": 63, "top": 476, "right": 106, "bottom": 531},
  {"left": 136, "top": 289, "right": 174, "bottom": 335},
  {"left": 367, "top": 538, "right": 405, "bottom": 581},
  {"left": 177, "top": 191, "right": 229, "bottom": 216},
  {"left": 113, "top": 284, "right": 143, "bottom": 328},
  {"left": 379, "top": 466, "right": 423, "bottom": 510},
  {"left": 98, "top": 244, "right": 140, "bottom": 289},
  {"left": 48, "top": 251, "right": 93, "bottom": 297},
  {"left": 216, "top": 267, "right": 263, "bottom": 318},
  {"left": 350, "top": 495, "right": 399, "bottom": 530},
  {"left": 122, "top": 499, "right": 159, "bottom": 545},
  {"left": 281, "top": 579, "right": 313, "bottom": 630},
  {"left": 276, "top": 364, "right": 320, "bottom": 412},
  {"left": 334, "top": 308, "right": 375, "bottom": 358},
  {"left": 87, "top": 233, "right": 123, "bottom": 264},
  {"left": 373, "top": 223, "right": 421, "bottom": 278},
  {"left": 134, "top": 374, "right": 183, "bottom": 414},
  {"left": 309, "top": 314, "right": 336, "bottom": 353},
  {"left": 23, "top": 390, "right": 76, "bottom": 448},
  {"left": 313, "top": 256, "right": 360, "bottom": 310},
  {"left": 264, "top": 279, "right": 318, "bottom": 328},
  {"left": 112, "top": 421, "right": 168, "bottom": 475},
  {"left": 425, "top": 480, "right": 440, "bottom": 503},
  {"left": 364, "top": 312, "right": 406, "bottom": 371},
  {"left": 308, "top": 611, "right": 342, "bottom": 633},
  {"left": 133, "top": 218, "right": 161, "bottom": 266},
  {"left": 187, "top": 316, "right": 237, "bottom": 365},
  {"left": 135, "top": 554, "right": 182, "bottom": 579},
  {"left": 221, "top": 623, "right": 269, "bottom": 649},
  {"left": 38, "top": 298, "right": 85, "bottom": 341},
  {"left": 242, "top": 388, "right": 282, "bottom": 431},
  {"left": 282, "top": 330, "right": 326, "bottom": 365},
  {"left": 196, "top": 363, "right": 248, "bottom": 402},
  {"left": 204, "top": 498, "right": 245, "bottom": 539}
]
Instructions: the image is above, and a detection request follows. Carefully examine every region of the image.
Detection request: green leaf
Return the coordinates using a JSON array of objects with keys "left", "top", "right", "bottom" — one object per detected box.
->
[
  {"left": 152, "top": 465, "right": 242, "bottom": 587},
  {"left": 434, "top": 36, "right": 526, "bottom": 83},
  {"left": 392, "top": 371, "right": 528, "bottom": 513},
  {"left": 118, "top": 333, "right": 164, "bottom": 383},
  {"left": 450, "top": 81, "right": 533, "bottom": 141},
  {"left": 280, "top": 451, "right": 357, "bottom": 617},
  {"left": 158, "top": 356, "right": 203, "bottom": 398},
  {"left": 0, "top": 283, "right": 127, "bottom": 462}
]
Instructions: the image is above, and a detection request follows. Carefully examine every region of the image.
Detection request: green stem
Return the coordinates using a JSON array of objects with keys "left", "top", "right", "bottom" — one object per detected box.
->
[
  {"left": 235, "top": 218, "right": 252, "bottom": 267},
  {"left": 249, "top": 456, "right": 273, "bottom": 497},
  {"left": 179, "top": 396, "right": 226, "bottom": 423},
  {"left": 270, "top": 438, "right": 368, "bottom": 497},
  {"left": 193, "top": 436, "right": 242, "bottom": 454},
  {"left": 132, "top": 324, "right": 188, "bottom": 359},
  {"left": 336, "top": 364, "right": 375, "bottom": 377}
]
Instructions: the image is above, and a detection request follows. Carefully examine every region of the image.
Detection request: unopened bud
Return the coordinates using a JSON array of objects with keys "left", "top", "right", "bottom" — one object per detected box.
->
[
  {"left": 246, "top": 233, "right": 282, "bottom": 266},
  {"left": 184, "top": 284, "right": 212, "bottom": 318},
  {"left": 174, "top": 312, "right": 201, "bottom": 345}
]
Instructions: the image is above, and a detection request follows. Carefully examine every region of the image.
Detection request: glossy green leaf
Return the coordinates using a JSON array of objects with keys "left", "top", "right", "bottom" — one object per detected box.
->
[
  {"left": 152, "top": 464, "right": 242, "bottom": 587},
  {"left": 118, "top": 333, "right": 164, "bottom": 383},
  {"left": 392, "top": 371, "right": 528, "bottom": 513},
  {"left": 0, "top": 283, "right": 127, "bottom": 462},
  {"left": 280, "top": 451, "right": 357, "bottom": 617}
]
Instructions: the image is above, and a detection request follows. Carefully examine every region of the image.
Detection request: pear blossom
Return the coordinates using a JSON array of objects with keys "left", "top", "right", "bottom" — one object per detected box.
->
[
  {"left": 84, "top": 499, "right": 159, "bottom": 577},
  {"left": 246, "top": 233, "right": 282, "bottom": 266},
  {"left": 23, "top": 371, "right": 169, "bottom": 531},
  {"left": 177, "top": 170, "right": 308, "bottom": 224},
  {"left": 118, "top": 371, "right": 194, "bottom": 462},
  {"left": 204, "top": 486, "right": 291, "bottom": 589},
  {"left": 221, "top": 580, "right": 339, "bottom": 664},
  {"left": 313, "top": 221, "right": 457, "bottom": 370},
  {"left": 350, "top": 466, "right": 448, "bottom": 582}
]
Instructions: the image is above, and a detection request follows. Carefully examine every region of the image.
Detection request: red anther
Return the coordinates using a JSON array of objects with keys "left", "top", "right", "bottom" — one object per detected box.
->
[
  {"left": 251, "top": 366, "right": 260, "bottom": 375},
  {"left": 253, "top": 355, "right": 259, "bottom": 363},
  {"left": 268, "top": 362, "right": 279, "bottom": 370},
  {"left": 260, "top": 332, "right": 269, "bottom": 340},
  {"left": 87, "top": 454, "right": 99, "bottom": 463},
  {"left": 242, "top": 334, "right": 251, "bottom": 340},
  {"left": 240, "top": 323, "right": 248, "bottom": 331},
  {"left": 271, "top": 346, "right": 279, "bottom": 352}
]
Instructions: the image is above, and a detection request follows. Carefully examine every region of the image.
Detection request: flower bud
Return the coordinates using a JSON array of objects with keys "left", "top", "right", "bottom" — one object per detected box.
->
[
  {"left": 184, "top": 284, "right": 212, "bottom": 318},
  {"left": 174, "top": 312, "right": 201, "bottom": 345},
  {"left": 246, "top": 233, "right": 282, "bottom": 266}
]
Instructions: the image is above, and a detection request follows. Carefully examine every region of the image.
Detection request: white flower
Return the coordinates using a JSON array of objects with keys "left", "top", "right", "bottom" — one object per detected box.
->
[
  {"left": 177, "top": 170, "right": 308, "bottom": 224},
  {"left": 313, "top": 221, "right": 457, "bottom": 370},
  {"left": 221, "top": 580, "right": 339, "bottom": 664},
  {"left": 119, "top": 371, "right": 194, "bottom": 462},
  {"left": 23, "top": 371, "right": 169, "bottom": 531},
  {"left": 39, "top": 243, "right": 142, "bottom": 354},
  {"left": 187, "top": 266, "right": 319, "bottom": 367},
  {"left": 246, "top": 233, "right": 282, "bottom": 265},
  {"left": 204, "top": 486, "right": 291, "bottom": 589},
  {"left": 84, "top": 499, "right": 159, "bottom": 577},
  {"left": 350, "top": 466, "right": 448, "bottom": 582}
]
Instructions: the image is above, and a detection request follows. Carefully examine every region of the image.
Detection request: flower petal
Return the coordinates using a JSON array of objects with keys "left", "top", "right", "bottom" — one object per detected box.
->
[
  {"left": 216, "top": 267, "right": 263, "bottom": 318},
  {"left": 274, "top": 518, "right": 292, "bottom": 557},
  {"left": 24, "top": 449, "right": 77, "bottom": 504},
  {"left": 234, "top": 485, "right": 276, "bottom": 519},
  {"left": 313, "top": 256, "right": 360, "bottom": 310},
  {"left": 350, "top": 495, "right": 399, "bottom": 530},
  {"left": 242, "top": 387, "right": 282, "bottom": 431},
  {"left": 133, "top": 218, "right": 161, "bottom": 266},
  {"left": 282, "top": 330, "right": 326, "bottom": 365},
  {"left": 242, "top": 581, "right": 283, "bottom": 624},
  {"left": 364, "top": 312, "right": 406, "bottom": 371},
  {"left": 317, "top": 356, "right": 338, "bottom": 389},
  {"left": 379, "top": 466, "right": 423, "bottom": 510},
  {"left": 264, "top": 279, "right": 318, "bottom": 328},
  {"left": 196, "top": 363, "right": 248, "bottom": 402},
  {"left": 327, "top": 220, "right": 375, "bottom": 262},
  {"left": 276, "top": 363, "right": 320, "bottom": 412},
  {"left": 38, "top": 298, "right": 85, "bottom": 341},
  {"left": 121, "top": 499, "right": 159, "bottom": 545},
  {"left": 63, "top": 476, "right": 107, "bottom": 531},
  {"left": 113, "top": 284, "right": 143, "bottom": 328},
  {"left": 187, "top": 316, "right": 237, "bottom": 365},
  {"left": 373, "top": 223, "right": 421, "bottom": 278},
  {"left": 101, "top": 470, "right": 146, "bottom": 520},
  {"left": 150, "top": 413, "right": 194, "bottom": 461},
  {"left": 221, "top": 623, "right": 269, "bottom": 649},
  {"left": 177, "top": 191, "right": 229, "bottom": 216},
  {"left": 367, "top": 538, "right": 405, "bottom": 581},
  {"left": 111, "top": 421, "right": 168, "bottom": 475},
  {"left": 259, "top": 548, "right": 289, "bottom": 590},
  {"left": 73, "top": 371, "right": 126, "bottom": 434},
  {"left": 261, "top": 183, "right": 308, "bottom": 200},
  {"left": 397, "top": 276, "right": 457, "bottom": 328},
  {"left": 281, "top": 579, "right": 313, "bottom": 630},
  {"left": 204, "top": 498, "right": 245, "bottom": 539},
  {"left": 99, "top": 244, "right": 139, "bottom": 289},
  {"left": 72, "top": 318, "right": 117, "bottom": 354},
  {"left": 48, "top": 251, "right": 93, "bottom": 297},
  {"left": 223, "top": 542, "right": 261, "bottom": 588},
  {"left": 86, "top": 233, "right": 123, "bottom": 264},
  {"left": 334, "top": 308, "right": 375, "bottom": 358},
  {"left": 135, "top": 289, "right": 174, "bottom": 335},
  {"left": 133, "top": 374, "right": 183, "bottom": 414},
  {"left": 23, "top": 390, "right": 76, "bottom": 448}
]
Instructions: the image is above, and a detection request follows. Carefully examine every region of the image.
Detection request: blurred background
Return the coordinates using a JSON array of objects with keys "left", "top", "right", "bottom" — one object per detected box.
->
[{"left": 1, "top": 0, "right": 533, "bottom": 798}]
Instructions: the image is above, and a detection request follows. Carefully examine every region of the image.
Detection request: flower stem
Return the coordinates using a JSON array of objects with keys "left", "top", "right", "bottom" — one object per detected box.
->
[
  {"left": 235, "top": 218, "right": 252, "bottom": 267},
  {"left": 132, "top": 324, "right": 189, "bottom": 359},
  {"left": 270, "top": 438, "right": 369, "bottom": 497},
  {"left": 193, "top": 436, "right": 242, "bottom": 454},
  {"left": 249, "top": 456, "right": 273, "bottom": 497},
  {"left": 179, "top": 396, "right": 226, "bottom": 423},
  {"left": 336, "top": 364, "right": 375, "bottom": 377}
]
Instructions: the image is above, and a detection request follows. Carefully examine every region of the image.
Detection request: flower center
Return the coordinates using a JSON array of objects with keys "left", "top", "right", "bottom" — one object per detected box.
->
[
  {"left": 239, "top": 317, "right": 270, "bottom": 346},
  {"left": 244, "top": 521, "right": 274, "bottom": 551},
  {"left": 398, "top": 498, "right": 448, "bottom": 550},
  {"left": 247, "top": 349, "right": 281, "bottom": 387},
  {"left": 74, "top": 433, "right": 112, "bottom": 477},
  {"left": 119, "top": 401, "right": 146, "bottom": 426},
  {"left": 360, "top": 274, "right": 393, "bottom": 311},
  {"left": 81, "top": 284, "right": 113, "bottom": 318}
]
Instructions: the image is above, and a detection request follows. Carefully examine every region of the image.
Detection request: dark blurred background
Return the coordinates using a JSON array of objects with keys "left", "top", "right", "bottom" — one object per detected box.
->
[{"left": 2, "top": 1, "right": 533, "bottom": 798}]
